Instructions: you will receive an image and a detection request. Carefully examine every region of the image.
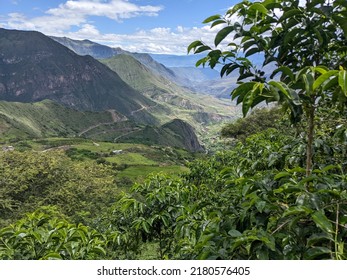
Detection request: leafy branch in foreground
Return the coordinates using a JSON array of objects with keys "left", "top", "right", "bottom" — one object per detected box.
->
[
  {"left": 0, "top": 207, "right": 109, "bottom": 260},
  {"left": 188, "top": 0, "right": 347, "bottom": 177}
]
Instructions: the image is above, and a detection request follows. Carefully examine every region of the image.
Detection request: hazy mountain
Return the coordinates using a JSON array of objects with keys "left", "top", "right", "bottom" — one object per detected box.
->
[
  {"left": 149, "top": 53, "right": 207, "bottom": 68},
  {"left": 50, "top": 37, "right": 123, "bottom": 59},
  {"left": 0, "top": 28, "right": 157, "bottom": 124},
  {"left": 170, "top": 67, "right": 220, "bottom": 81},
  {"left": 99, "top": 54, "right": 234, "bottom": 127},
  {"left": 49, "top": 36, "right": 242, "bottom": 98},
  {"left": 100, "top": 54, "right": 200, "bottom": 107},
  {"left": 50, "top": 36, "right": 185, "bottom": 85}
]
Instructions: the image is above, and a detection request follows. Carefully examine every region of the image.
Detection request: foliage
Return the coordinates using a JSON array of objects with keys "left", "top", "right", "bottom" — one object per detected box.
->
[
  {"left": 0, "top": 150, "right": 118, "bottom": 226},
  {"left": 99, "top": 123, "right": 347, "bottom": 259},
  {"left": 1, "top": 121, "right": 346, "bottom": 260},
  {"left": 220, "top": 107, "right": 285, "bottom": 140},
  {"left": 188, "top": 0, "right": 347, "bottom": 176},
  {"left": 0, "top": 207, "right": 110, "bottom": 260}
]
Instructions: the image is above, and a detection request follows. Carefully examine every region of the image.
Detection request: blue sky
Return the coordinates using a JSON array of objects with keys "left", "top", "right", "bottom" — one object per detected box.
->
[{"left": 0, "top": 0, "right": 238, "bottom": 54}]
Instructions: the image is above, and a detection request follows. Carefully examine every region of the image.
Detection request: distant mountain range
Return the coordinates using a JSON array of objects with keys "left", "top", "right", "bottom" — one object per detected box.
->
[
  {"left": 0, "top": 28, "right": 239, "bottom": 151},
  {"left": 50, "top": 34, "right": 235, "bottom": 125},
  {"left": 50, "top": 36, "right": 235, "bottom": 97},
  {"left": 0, "top": 28, "right": 158, "bottom": 124}
]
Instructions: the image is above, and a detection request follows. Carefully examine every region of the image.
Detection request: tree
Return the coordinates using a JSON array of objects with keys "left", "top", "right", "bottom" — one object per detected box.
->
[{"left": 188, "top": 0, "right": 347, "bottom": 177}]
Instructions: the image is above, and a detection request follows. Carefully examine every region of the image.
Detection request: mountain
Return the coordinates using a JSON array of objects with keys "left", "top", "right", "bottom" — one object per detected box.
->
[
  {"left": 49, "top": 37, "right": 123, "bottom": 59},
  {"left": 0, "top": 99, "right": 114, "bottom": 139},
  {"left": 0, "top": 100, "right": 205, "bottom": 152},
  {"left": 0, "top": 28, "right": 208, "bottom": 152},
  {"left": 0, "top": 28, "right": 157, "bottom": 124},
  {"left": 149, "top": 53, "right": 208, "bottom": 68},
  {"left": 170, "top": 67, "right": 220, "bottom": 82},
  {"left": 99, "top": 54, "right": 234, "bottom": 127},
  {"left": 50, "top": 36, "right": 241, "bottom": 98},
  {"left": 114, "top": 119, "right": 204, "bottom": 152},
  {"left": 50, "top": 36, "right": 184, "bottom": 85}
]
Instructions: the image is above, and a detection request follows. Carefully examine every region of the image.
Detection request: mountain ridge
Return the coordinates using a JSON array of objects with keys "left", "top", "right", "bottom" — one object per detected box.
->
[{"left": 0, "top": 28, "right": 157, "bottom": 124}]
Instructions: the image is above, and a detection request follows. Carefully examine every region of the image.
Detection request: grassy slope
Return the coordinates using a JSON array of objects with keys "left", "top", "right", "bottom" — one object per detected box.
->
[
  {"left": 0, "top": 100, "right": 204, "bottom": 152},
  {"left": 0, "top": 100, "right": 114, "bottom": 140},
  {"left": 17, "top": 137, "right": 192, "bottom": 183}
]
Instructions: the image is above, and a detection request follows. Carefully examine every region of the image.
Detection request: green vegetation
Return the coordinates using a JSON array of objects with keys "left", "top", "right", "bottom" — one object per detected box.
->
[
  {"left": 1, "top": 0, "right": 347, "bottom": 260},
  {"left": 221, "top": 107, "right": 284, "bottom": 141},
  {"left": 0, "top": 101, "right": 204, "bottom": 152},
  {"left": 0, "top": 100, "right": 113, "bottom": 140},
  {"left": 0, "top": 150, "right": 118, "bottom": 227},
  {"left": 99, "top": 118, "right": 347, "bottom": 259},
  {"left": 188, "top": 0, "right": 347, "bottom": 177}
]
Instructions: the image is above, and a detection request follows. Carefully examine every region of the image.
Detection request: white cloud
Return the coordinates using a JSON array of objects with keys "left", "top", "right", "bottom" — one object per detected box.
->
[
  {"left": 0, "top": 0, "right": 235, "bottom": 54},
  {"left": 47, "top": 0, "right": 162, "bottom": 21},
  {"left": 71, "top": 24, "right": 226, "bottom": 54},
  {"left": 74, "top": 23, "right": 101, "bottom": 37},
  {"left": 2, "top": 0, "right": 162, "bottom": 34}
]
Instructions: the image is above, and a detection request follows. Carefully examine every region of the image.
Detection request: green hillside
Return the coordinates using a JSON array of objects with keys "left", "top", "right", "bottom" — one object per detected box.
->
[
  {"left": 113, "top": 119, "right": 204, "bottom": 152},
  {"left": 0, "top": 100, "right": 204, "bottom": 152},
  {"left": 0, "top": 100, "right": 113, "bottom": 140}
]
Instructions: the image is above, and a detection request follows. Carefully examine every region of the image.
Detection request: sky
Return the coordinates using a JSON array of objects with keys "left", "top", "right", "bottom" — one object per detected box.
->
[{"left": 0, "top": 0, "right": 238, "bottom": 54}]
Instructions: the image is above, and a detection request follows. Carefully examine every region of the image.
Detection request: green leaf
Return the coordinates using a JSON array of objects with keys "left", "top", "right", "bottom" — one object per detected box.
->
[
  {"left": 270, "top": 66, "right": 294, "bottom": 81},
  {"left": 279, "top": 8, "right": 302, "bottom": 22},
  {"left": 249, "top": 3, "right": 268, "bottom": 14},
  {"left": 302, "top": 73, "right": 314, "bottom": 95},
  {"left": 274, "top": 171, "right": 291, "bottom": 180},
  {"left": 195, "top": 57, "right": 208, "bottom": 67},
  {"left": 215, "top": 26, "right": 234, "bottom": 47},
  {"left": 304, "top": 247, "right": 331, "bottom": 260},
  {"left": 228, "top": 229, "right": 242, "bottom": 237},
  {"left": 311, "top": 211, "right": 334, "bottom": 234},
  {"left": 211, "top": 19, "right": 227, "bottom": 28},
  {"left": 42, "top": 252, "right": 62, "bottom": 260},
  {"left": 314, "top": 66, "right": 329, "bottom": 74},
  {"left": 321, "top": 165, "right": 338, "bottom": 173},
  {"left": 187, "top": 40, "right": 203, "bottom": 54},
  {"left": 221, "top": 63, "right": 239, "bottom": 77},
  {"left": 307, "top": 233, "right": 334, "bottom": 246},
  {"left": 338, "top": 68, "right": 347, "bottom": 96},
  {"left": 203, "top": 14, "right": 221, "bottom": 24},
  {"left": 283, "top": 206, "right": 312, "bottom": 217},
  {"left": 323, "top": 76, "right": 338, "bottom": 91},
  {"left": 91, "top": 246, "right": 107, "bottom": 256},
  {"left": 231, "top": 82, "right": 256, "bottom": 101},
  {"left": 283, "top": 28, "right": 301, "bottom": 46},
  {"left": 245, "top": 47, "right": 259, "bottom": 57},
  {"left": 268, "top": 81, "right": 291, "bottom": 99},
  {"left": 243, "top": 39, "right": 256, "bottom": 53},
  {"left": 194, "top": 45, "right": 212, "bottom": 54},
  {"left": 142, "top": 221, "right": 150, "bottom": 233},
  {"left": 313, "top": 70, "right": 338, "bottom": 91}
]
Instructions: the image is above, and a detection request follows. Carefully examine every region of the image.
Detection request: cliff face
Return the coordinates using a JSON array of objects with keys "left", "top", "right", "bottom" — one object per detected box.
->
[
  {"left": 162, "top": 119, "right": 204, "bottom": 152},
  {"left": 0, "top": 28, "right": 157, "bottom": 124}
]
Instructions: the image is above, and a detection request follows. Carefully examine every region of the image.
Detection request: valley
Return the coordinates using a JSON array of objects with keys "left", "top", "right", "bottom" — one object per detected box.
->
[
  {"left": 0, "top": 27, "right": 236, "bottom": 236},
  {"left": 0, "top": 28, "right": 239, "bottom": 152},
  {"left": 1, "top": 0, "right": 347, "bottom": 264}
]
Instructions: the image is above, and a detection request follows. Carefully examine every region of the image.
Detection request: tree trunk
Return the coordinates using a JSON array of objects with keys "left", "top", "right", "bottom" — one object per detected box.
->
[{"left": 306, "top": 105, "right": 315, "bottom": 178}]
